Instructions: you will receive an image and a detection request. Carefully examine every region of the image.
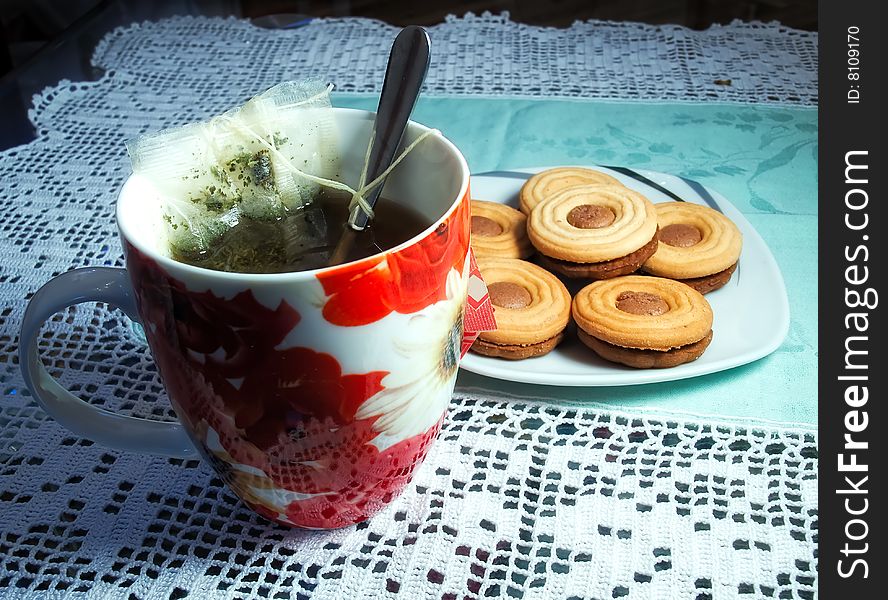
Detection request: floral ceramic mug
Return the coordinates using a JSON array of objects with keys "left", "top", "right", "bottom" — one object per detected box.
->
[{"left": 19, "top": 108, "right": 471, "bottom": 528}]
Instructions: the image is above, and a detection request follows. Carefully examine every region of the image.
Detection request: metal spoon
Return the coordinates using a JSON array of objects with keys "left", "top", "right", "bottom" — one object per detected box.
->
[{"left": 328, "top": 25, "right": 431, "bottom": 266}]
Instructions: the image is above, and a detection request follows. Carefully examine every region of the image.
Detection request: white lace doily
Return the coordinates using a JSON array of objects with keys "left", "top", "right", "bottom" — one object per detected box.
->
[
  {"left": 1, "top": 393, "right": 817, "bottom": 599},
  {"left": 88, "top": 13, "right": 817, "bottom": 106},
  {"left": 0, "top": 14, "right": 817, "bottom": 599}
]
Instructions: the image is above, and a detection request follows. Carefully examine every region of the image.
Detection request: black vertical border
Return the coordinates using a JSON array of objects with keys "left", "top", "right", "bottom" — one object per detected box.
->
[{"left": 819, "top": 0, "right": 886, "bottom": 596}]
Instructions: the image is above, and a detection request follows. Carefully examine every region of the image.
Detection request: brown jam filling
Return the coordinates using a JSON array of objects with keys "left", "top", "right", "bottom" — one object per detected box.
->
[
  {"left": 472, "top": 216, "right": 504, "bottom": 236},
  {"left": 660, "top": 223, "right": 702, "bottom": 247},
  {"left": 488, "top": 281, "right": 532, "bottom": 309},
  {"left": 567, "top": 204, "right": 616, "bottom": 229},
  {"left": 615, "top": 291, "right": 669, "bottom": 316}
]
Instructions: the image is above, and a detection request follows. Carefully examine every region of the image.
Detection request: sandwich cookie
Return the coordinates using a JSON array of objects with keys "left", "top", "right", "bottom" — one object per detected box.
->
[
  {"left": 642, "top": 202, "right": 743, "bottom": 294},
  {"left": 527, "top": 185, "right": 659, "bottom": 279},
  {"left": 519, "top": 167, "right": 623, "bottom": 214},
  {"left": 572, "top": 275, "right": 714, "bottom": 368},
  {"left": 470, "top": 199, "right": 534, "bottom": 259},
  {"left": 471, "top": 258, "right": 571, "bottom": 360}
]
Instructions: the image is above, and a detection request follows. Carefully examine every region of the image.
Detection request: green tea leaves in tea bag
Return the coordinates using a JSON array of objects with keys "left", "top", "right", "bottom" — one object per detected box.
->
[{"left": 127, "top": 80, "right": 339, "bottom": 255}]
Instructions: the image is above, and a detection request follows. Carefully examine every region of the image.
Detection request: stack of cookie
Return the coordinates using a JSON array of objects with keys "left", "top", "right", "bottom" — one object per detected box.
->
[{"left": 468, "top": 166, "right": 743, "bottom": 369}]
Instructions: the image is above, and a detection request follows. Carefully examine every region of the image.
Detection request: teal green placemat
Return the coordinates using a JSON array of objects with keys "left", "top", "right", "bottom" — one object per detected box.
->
[{"left": 333, "top": 94, "right": 818, "bottom": 427}]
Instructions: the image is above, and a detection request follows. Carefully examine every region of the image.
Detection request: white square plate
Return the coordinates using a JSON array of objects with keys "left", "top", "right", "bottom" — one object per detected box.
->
[{"left": 459, "top": 166, "right": 790, "bottom": 387}]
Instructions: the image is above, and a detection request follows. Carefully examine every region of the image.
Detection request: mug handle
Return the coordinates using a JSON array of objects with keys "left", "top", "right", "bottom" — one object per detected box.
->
[{"left": 19, "top": 267, "right": 196, "bottom": 458}]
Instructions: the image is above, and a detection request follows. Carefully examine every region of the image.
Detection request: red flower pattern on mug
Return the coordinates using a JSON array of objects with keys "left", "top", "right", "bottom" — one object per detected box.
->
[
  {"left": 317, "top": 192, "right": 470, "bottom": 326},
  {"left": 125, "top": 246, "right": 449, "bottom": 527}
]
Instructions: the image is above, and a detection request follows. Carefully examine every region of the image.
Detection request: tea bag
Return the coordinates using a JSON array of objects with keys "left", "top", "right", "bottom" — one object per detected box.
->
[
  {"left": 127, "top": 80, "right": 339, "bottom": 255},
  {"left": 129, "top": 77, "right": 443, "bottom": 267}
]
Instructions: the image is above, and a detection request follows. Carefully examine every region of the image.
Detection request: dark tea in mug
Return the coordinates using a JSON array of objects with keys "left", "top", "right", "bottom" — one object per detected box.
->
[{"left": 170, "top": 189, "right": 431, "bottom": 273}]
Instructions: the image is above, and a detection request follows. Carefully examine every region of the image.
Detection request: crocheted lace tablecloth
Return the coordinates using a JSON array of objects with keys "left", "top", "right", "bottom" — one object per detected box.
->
[
  {"left": 0, "top": 14, "right": 817, "bottom": 599},
  {"left": 89, "top": 13, "right": 817, "bottom": 106}
]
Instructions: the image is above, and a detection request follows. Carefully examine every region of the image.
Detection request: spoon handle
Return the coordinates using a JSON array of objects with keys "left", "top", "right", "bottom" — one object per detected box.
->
[{"left": 348, "top": 25, "right": 431, "bottom": 230}]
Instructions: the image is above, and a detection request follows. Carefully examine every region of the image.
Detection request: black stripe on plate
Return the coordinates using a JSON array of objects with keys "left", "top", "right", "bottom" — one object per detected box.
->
[
  {"left": 676, "top": 176, "right": 724, "bottom": 213},
  {"left": 599, "top": 165, "right": 686, "bottom": 203},
  {"left": 471, "top": 170, "right": 532, "bottom": 180}
]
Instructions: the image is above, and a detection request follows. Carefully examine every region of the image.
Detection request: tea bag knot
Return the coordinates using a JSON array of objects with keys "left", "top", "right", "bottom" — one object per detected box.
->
[{"left": 348, "top": 127, "right": 441, "bottom": 222}]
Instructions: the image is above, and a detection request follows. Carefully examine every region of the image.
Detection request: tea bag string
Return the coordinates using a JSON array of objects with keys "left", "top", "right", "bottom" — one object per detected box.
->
[
  {"left": 216, "top": 114, "right": 438, "bottom": 220},
  {"left": 349, "top": 128, "right": 438, "bottom": 219}
]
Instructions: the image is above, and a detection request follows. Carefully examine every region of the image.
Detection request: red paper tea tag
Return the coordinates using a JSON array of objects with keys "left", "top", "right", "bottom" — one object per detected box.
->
[{"left": 461, "top": 249, "right": 496, "bottom": 357}]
